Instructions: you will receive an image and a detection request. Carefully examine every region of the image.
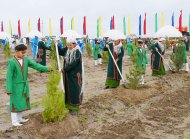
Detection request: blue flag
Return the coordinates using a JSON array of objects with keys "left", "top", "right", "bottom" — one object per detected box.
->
[
  {"left": 139, "top": 15, "right": 141, "bottom": 36},
  {"left": 172, "top": 12, "right": 174, "bottom": 27},
  {"left": 110, "top": 17, "right": 112, "bottom": 29}
]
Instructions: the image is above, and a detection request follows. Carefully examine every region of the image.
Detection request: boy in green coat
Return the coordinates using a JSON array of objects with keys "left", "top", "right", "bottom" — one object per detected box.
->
[
  {"left": 5, "top": 44, "right": 50, "bottom": 126},
  {"left": 133, "top": 39, "right": 148, "bottom": 84},
  {"left": 93, "top": 40, "right": 102, "bottom": 65}
]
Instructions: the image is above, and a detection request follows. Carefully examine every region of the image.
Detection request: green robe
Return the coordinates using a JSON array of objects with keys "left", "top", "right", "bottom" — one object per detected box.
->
[
  {"left": 37, "top": 41, "right": 50, "bottom": 66},
  {"left": 93, "top": 44, "right": 99, "bottom": 60},
  {"left": 59, "top": 47, "right": 83, "bottom": 108},
  {"left": 151, "top": 42, "right": 166, "bottom": 76},
  {"left": 104, "top": 43, "right": 124, "bottom": 88},
  {"left": 6, "top": 56, "right": 49, "bottom": 112},
  {"left": 127, "top": 43, "right": 133, "bottom": 56},
  {"left": 133, "top": 47, "right": 148, "bottom": 73}
]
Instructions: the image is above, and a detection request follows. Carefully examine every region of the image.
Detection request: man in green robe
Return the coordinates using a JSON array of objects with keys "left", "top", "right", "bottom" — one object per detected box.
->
[
  {"left": 36, "top": 38, "right": 51, "bottom": 66},
  {"left": 133, "top": 39, "right": 148, "bottom": 84},
  {"left": 5, "top": 44, "right": 50, "bottom": 126},
  {"left": 58, "top": 37, "right": 83, "bottom": 115},
  {"left": 127, "top": 40, "right": 133, "bottom": 56},
  {"left": 104, "top": 39, "right": 124, "bottom": 88},
  {"left": 93, "top": 40, "right": 102, "bottom": 65},
  {"left": 151, "top": 38, "right": 166, "bottom": 76}
]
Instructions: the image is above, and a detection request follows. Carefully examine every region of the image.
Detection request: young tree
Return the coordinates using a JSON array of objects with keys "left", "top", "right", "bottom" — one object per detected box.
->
[{"left": 42, "top": 41, "right": 68, "bottom": 123}]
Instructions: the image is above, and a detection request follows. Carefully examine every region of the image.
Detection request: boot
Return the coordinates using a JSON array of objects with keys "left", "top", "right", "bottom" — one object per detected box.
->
[
  {"left": 17, "top": 112, "right": 29, "bottom": 123},
  {"left": 139, "top": 75, "right": 144, "bottom": 85},
  {"left": 94, "top": 60, "right": 98, "bottom": 66},
  {"left": 11, "top": 112, "right": 23, "bottom": 126},
  {"left": 98, "top": 58, "right": 102, "bottom": 64},
  {"left": 186, "top": 63, "right": 189, "bottom": 72}
]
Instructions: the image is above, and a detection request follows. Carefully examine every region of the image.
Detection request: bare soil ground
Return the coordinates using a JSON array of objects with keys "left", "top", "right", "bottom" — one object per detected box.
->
[{"left": 0, "top": 47, "right": 190, "bottom": 139}]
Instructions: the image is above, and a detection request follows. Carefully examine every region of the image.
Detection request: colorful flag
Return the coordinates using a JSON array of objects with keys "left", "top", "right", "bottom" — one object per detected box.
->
[
  {"left": 1, "top": 21, "right": 4, "bottom": 32},
  {"left": 143, "top": 13, "right": 146, "bottom": 35},
  {"left": 38, "top": 18, "right": 41, "bottom": 32},
  {"left": 172, "top": 12, "right": 174, "bottom": 27},
  {"left": 161, "top": 12, "right": 164, "bottom": 27},
  {"left": 49, "top": 18, "right": 52, "bottom": 36},
  {"left": 179, "top": 10, "right": 182, "bottom": 32},
  {"left": 139, "top": 14, "right": 141, "bottom": 36},
  {"left": 83, "top": 16, "right": 86, "bottom": 35},
  {"left": 18, "top": 20, "right": 21, "bottom": 38},
  {"left": 60, "top": 16, "right": 63, "bottom": 34},
  {"left": 9, "top": 20, "right": 12, "bottom": 36},
  {"left": 71, "top": 17, "right": 74, "bottom": 30},
  {"left": 112, "top": 16, "right": 115, "bottom": 29},
  {"left": 97, "top": 18, "right": 99, "bottom": 38},
  {"left": 99, "top": 16, "right": 102, "bottom": 37},
  {"left": 110, "top": 17, "right": 112, "bottom": 30},
  {"left": 127, "top": 16, "right": 131, "bottom": 35},
  {"left": 28, "top": 19, "right": 31, "bottom": 33},
  {"left": 123, "top": 17, "right": 126, "bottom": 35},
  {"left": 155, "top": 13, "right": 158, "bottom": 32},
  {"left": 189, "top": 14, "right": 190, "bottom": 34}
]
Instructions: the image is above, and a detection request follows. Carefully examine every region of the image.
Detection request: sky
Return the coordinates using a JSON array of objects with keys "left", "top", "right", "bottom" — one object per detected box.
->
[{"left": 0, "top": 0, "right": 189, "bottom": 38}]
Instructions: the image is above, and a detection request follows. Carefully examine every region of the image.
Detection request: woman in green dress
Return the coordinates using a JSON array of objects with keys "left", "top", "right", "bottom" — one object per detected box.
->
[
  {"left": 58, "top": 37, "right": 83, "bottom": 115},
  {"left": 151, "top": 38, "right": 166, "bottom": 76},
  {"left": 104, "top": 39, "right": 124, "bottom": 88}
]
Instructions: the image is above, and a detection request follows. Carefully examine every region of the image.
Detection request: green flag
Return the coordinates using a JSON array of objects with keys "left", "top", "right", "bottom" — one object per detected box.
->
[
  {"left": 123, "top": 17, "right": 126, "bottom": 35},
  {"left": 189, "top": 14, "right": 190, "bottom": 34},
  {"left": 155, "top": 13, "right": 158, "bottom": 32},
  {"left": 97, "top": 18, "right": 99, "bottom": 38}
]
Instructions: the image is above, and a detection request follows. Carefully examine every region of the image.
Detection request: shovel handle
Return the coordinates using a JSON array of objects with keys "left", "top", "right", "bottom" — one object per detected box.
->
[{"left": 107, "top": 47, "right": 125, "bottom": 82}]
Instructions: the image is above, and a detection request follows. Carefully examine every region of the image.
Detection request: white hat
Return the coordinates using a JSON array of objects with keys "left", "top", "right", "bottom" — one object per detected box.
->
[
  {"left": 67, "top": 37, "right": 76, "bottom": 43},
  {"left": 159, "top": 38, "right": 166, "bottom": 42}
]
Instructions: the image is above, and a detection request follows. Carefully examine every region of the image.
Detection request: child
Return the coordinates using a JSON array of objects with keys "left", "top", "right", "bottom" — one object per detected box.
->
[
  {"left": 5, "top": 44, "right": 50, "bottom": 126},
  {"left": 93, "top": 40, "right": 102, "bottom": 65},
  {"left": 133, "top": 39, "right": 148, "bottom": 84}
]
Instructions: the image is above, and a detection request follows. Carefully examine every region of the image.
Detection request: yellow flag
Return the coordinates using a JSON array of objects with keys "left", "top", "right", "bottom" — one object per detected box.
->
[
  {"left": 98, "top": 16, "right": 102, "bottom": 37},
  {"left": 161, "top": 12, "right": 164, "bottom": 27},
  {"left": 71, "top": 17, "right": 74, "bottom": 30},
  {"left": 9, "top": 20, "right": 12, "bottom": 36},
  {"left": 49, "top": 18, "right": 52, "bottom": 36},
  {"left": 127, "top": 16, "right": 131, "bottom": 35},
  {"left": 28, "top": 19, "right": 31, "bottom": 33}
]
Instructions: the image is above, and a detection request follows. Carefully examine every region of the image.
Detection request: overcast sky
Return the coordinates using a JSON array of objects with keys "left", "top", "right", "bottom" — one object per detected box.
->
[{"left": 0, "top": 0, "right": 189, "bottom": 38}]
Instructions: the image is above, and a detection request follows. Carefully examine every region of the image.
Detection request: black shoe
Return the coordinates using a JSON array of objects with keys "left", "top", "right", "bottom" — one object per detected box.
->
[{"left": 69, "top": 110, "right": 78, "bottom": 116}]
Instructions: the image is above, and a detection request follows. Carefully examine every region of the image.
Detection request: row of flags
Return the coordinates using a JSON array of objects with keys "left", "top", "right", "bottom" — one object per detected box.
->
[{"left": 0, "top": 11, "right": 189, "bottom": 38}]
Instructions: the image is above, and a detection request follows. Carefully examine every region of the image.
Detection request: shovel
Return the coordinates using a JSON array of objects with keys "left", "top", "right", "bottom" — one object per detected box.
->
[
  {"left": 107, "top": 47, "right": 128, "bottom": 88},
  {"left": 156, "top": 50, "right": 175, "bottom": 73},
  {"left": 55, "top": 42, "right": 65, "bottom": 92}
]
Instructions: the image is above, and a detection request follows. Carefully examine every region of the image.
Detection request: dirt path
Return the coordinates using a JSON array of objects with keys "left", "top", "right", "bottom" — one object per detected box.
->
[{"left": 0, "top": 48, "right": 190, "bottom": 139}]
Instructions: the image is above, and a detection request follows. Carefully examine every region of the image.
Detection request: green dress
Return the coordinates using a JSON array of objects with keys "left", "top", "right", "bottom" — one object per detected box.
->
[
  {"left": 133, "top": 47, "right": 148, "bottom": 73},
  {"left": 59, "top": 47, "right": 83, "bottom": 110},
  {"left": 6, "top": 56, "right": 49, "bottom": 112},
  {"left": 151, "top": 42, "right": 166, "bottom": 76},
  {"left": 104, "top": 43, "right": 124, "bottom": 88},
  {"left": 37, "top": 41, "right": 50, "bottom": 66}
]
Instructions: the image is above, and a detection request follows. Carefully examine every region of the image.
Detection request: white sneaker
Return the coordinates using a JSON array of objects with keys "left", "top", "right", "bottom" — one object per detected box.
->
[
  {"left": 19, "top": 118, "right": 29, "bottom": 123},
  {"left": 17, "top": 112, "right": 29, "bottom": 123},
  {"left": 12, "top": 122, "right": 23, "bottom": 126}
]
